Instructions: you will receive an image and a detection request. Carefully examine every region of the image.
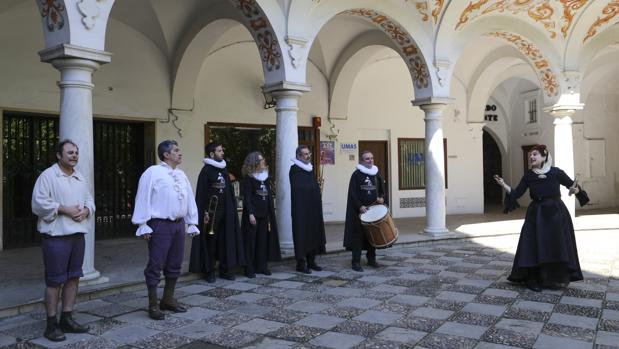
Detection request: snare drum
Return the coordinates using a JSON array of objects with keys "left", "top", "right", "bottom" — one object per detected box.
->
[{"left": 359, "top": 204, "right": 398, "bottom": 249}]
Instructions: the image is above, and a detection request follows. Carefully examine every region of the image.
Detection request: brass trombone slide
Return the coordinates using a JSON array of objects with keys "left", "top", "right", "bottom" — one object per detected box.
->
[{"left": 203, "top": 195, "right": 219, "bottom": 236}]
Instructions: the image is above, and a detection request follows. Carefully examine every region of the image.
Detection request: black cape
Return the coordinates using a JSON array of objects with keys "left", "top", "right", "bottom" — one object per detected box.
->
[
  {"left": 289, "top": 164, "right": 326, "bottom": 258},
  {"left": 241, "top": 176, "right": 282, "bottom": 264},
  {"left": 344, "top": 169, "right": 386, "bottom": 251},
  {"left": 503, "top": 167, "right": 586, "bottom": 285},
  {"left": 189, "top": 163, "right": 245, "bottom": 273}
]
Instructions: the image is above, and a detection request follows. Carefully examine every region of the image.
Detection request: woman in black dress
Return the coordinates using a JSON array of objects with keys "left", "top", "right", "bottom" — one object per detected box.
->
[
  {"left": 494, "top": 144, "right": 589, "bottom": 292},
  {"left": 240, "top": 151, "right": 281, "bottom": 278}
]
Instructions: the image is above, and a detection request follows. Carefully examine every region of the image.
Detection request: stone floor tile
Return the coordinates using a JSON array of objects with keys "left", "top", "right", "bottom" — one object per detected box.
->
[
  {"left": 256, "top": 296, "right": 296, "bottom": 308},
  {"left": 564, "top": 288, "right": 605, "bottom": 300},
  {"left": 232, "top": 303, "right": 273, "bottom": 317},
  {"left": 602, "top": 309, "right": 619, "bottom": 321},
  {"left": 548, "top": 313, "right": 598, "bottom": 330},
  {"left": 419, "top": 333, "right": 479, "bottom": 349},
  {"left": 560, "top": 296, "right": 602, "bottom": 308},
  {"left": 243, "top": 337, "right": 298, "bottom": 349},
  {"left": 519, "top": 292, "right": 561, "bottom": 304},
  {"left": 321, "top": 306, "right": 366, "bottom": 319},
  {"left": 437, "top": 291, "right": 477, "bottom": 303},
  {"left": 436, "top": 322, "right": 488, "bottom": 339},
  {"left": 233, "top": 318, "right": 286, "bottom": 334},
  {"left": 606, "top": 293, "right": 619, "bottom": 302},
  {"left": 596, "top": 330, "right": 619, "bottom": 347},
  {"left": 176, "top": 284, "right": 214, "bottom": 294},
  {"left": 336, "top": 297, "right": 382, "bottom": 309},
  {"left": 532, "top": 334, "right": 592, "bottom": 349},
  {"left": 374, "top": 326, "right": 426, "bottom": 344},
  {"left": 0, "top": 334, "right": 16, "bottom": 347},
  {"left": 145, "top": 316, "right": 193, "bottom": 332},
  {"left": 353, "top": 310, "right": 402, "bottom": 325},
  {"left": 262, "top": 308, "right": 308, "bottom": 324},
  {"left": 462, "top": 303, "right": 506, "bottom": 317},
  {"left": 333, "top": 320, "right": 387, "bottom": 337},
  {"left": 396, "top": 315, "right": 444, "bottom": 332},
  {"left": 457, "top": 279, "right": 494, "bottom": 289},
  {"left": 474, "top": 341, "right": 523, "bottom": 349},
  {"left": 82, "top": 303, "right": 137, "bottom": 318},
  {"left": 178, "top": 294, "right": 218, "bottom": 306},
  {"left": 446, "top": 284, "right": 486, "bottom": 295},
  {"left": 223, "top": 282, "right": 260, "bottom": 292},
  {"left": 100, "top": 324, "right": 159, "bottom": 346},
  {"left": 324, "top": 287, "right": 365, "bottom": 297},
  {"left": 201, "top": 288, "right": 243, "bottom": 299},
  {"left": 411, "top": 307, "right": 454, "bottom": 320},
  {"left": 286, "top": 301, "right": 330, "bottom": 313},
  {"left": 0, "top": 320, "right": 45, "bottom": 341},
  {"left": 554, "top": 304, "right": 601, "bottom": 318},
  {"left": 597, "top": 319, "right": 619, "bottom": 332},
  {"left": 511, "top": 300, "right": 555, "bottom": 313},
  {"left": 370, "top": 284, "right": 408, "bottom": 295},
  {"left": 451, "top": 312, "right": 498, "bottom": 327},
  {"left": 309, "top": 331, "right": 365, "bottom": 349},
  {"left": 481, "top": 328, "right": 537, "bottom": 348},
  {"left": 270, "top": 324, "right": 326, "bottom": 343},
  {"left": 202, "top": 298, "right": 244, "bottom": 311},
  {"left": 542, "top": 323, "right": 594, "bottom": 342},
  {"left": 271, "top": 281, "right": 306, "bottom": 289},
  {"left": 267, "top": 272, "right": 297, "bottom": 280},
  {"left": 132, "top": 332, "right": 193, "bottom": 349},
  {"left": 388, "top": 294, "right": 429, "bottom": 306},
  {"left": 482, "top": 289, "right": 519, "bottom": 299},
  {"left": 503, "top": 308, "right": 550, "bottom": 322},
  {"left": 475, "top": 295, "right": 515, "bottom": 306},
  {"left": 174, "top": 322, "right": 224, "bottom": 339},
  {"left": 202, "top": 328, "right": 259, "bottom": 347},
  {"left": 296, "top": 314, "right": 347, "bottom": 330},
  {"left": 494, "top": 319, "right": 544, "bottom": 334},
  {"left": 29, "top": 333, "right": 98, "bottom": 349},
  {"left": 424, "top": 299, "right": 467, "bottom": 311},
  {"left": 227, "top": 292, "right": 269, "bottom": 303},
  {"left": 207, "top": 312, "right": 255, "bottom": 328}
]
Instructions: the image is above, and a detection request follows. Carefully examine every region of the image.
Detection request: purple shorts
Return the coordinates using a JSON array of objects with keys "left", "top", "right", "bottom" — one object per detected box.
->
[{"left": 42, "top": 233, "right": 85, "bottom": 287}]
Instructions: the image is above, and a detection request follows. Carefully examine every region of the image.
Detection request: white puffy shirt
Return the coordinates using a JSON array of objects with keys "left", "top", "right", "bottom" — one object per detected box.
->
[
  {"left": 131, "top": 162, "right": 200, "bottom": 236},
  {"left": 31, "top": 163, "right": 96, "bottom": 236}
]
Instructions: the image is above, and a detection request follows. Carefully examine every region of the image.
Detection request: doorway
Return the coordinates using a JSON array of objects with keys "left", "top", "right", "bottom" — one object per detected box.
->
[
  {"left": 358, "top": 140, "right": 389, "bottom": 199},
  {"left": 482, "top": 130, "right": 503, "bottom": 208}
]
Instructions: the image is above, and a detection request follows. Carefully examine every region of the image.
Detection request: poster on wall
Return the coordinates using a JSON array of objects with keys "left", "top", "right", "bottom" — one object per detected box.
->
[{"left": 320, "top": 141, "right": 335, "bottom": 165}]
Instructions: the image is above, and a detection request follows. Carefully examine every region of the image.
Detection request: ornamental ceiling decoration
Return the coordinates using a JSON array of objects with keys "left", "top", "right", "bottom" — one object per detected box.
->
[
  {"left": 584, "top": 0, "right": 619, "bottom": 42},
  {"left": 230, "top": 0, "right": 282, "bottom": 71},
  {"left": 343, "top": 9, "right": 430, "bottom": 90},
  {"left": 39, "top": 0, "right": 65, "bottom": 32},
  {"left": 456, "top": 0, "right": 590, "bottom": 39},
  {"left": 412, "top": 0, "right": 446, "bottom": 24},
  {"left": 486, "top": 31, "right": 559, "bottom": 97}
]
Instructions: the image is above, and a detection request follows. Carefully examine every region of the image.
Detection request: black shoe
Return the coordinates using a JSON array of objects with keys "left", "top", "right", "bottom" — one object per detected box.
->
[
  {"left": 308, "top": 262, "right": 323, "bottom": 271},
  {"left": 44, "top": 318, "right": 66, "bottom": 342},
  {"left": 205, "top": 271, "right": 216, "bottom": 283},
  {"left": 160, "top": 299, "right": 187, "bottom": 313},
  {"left": 245, "top": 271, "right": 256, "bottom": 278},
  {"left": 220, "top": 271, "right": 236, "bottom": 281},
  {"left": 352, "top": 262, "right": 363, "bottom": 272},
  {"left": 526, "top": 279, "right": 542, "bottom": 292},
  {"left": 296, "top": 261, "right": 312, "bottom": 274},
  {"left": 258, "top": 269, "right": 272, "bottom": 276},
  {"left": 59, "top": 313, "right": 89, "bottom": 333},
  {"left": 367, "top": 259, "right": 380, "bottom": 268}
]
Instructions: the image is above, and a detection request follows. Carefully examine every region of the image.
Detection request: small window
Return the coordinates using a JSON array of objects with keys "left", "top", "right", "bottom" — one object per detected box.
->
[{"left": 525, "top": 98, "right": 537, "bottom": 124}]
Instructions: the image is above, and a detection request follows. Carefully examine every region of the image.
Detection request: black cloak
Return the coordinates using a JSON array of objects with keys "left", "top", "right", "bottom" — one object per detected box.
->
[
  {"left": 189, "top": 162, "right": 245, "bottom": 273},
  {"left": 289, "top": 164, "right": 326, "bottom": 258},
  {"left": 503, "top": 167, "right": 586, "bottom": 285},
  {"left": 241, "top": 175, "right": 282, "bottom": 268},
  {"left": 343, "top": 169, "right": 387, "bottom": 251}
]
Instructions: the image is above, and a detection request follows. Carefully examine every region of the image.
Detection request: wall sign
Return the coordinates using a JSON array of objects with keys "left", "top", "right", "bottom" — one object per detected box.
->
[
  {"left": 340, "top": 142, "right": 357, "bottom": 153},
  {"left": 485, "top": 104, "right": 498, "bottom": 121}
]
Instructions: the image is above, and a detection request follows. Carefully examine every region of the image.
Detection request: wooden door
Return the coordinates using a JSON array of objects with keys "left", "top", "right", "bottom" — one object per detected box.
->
[{"left": 358, "top": 141, "right": 389, "bottom": 198}]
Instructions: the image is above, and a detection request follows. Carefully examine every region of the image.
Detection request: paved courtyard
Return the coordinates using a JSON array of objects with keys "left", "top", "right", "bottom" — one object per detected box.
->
[{"left": 1, "top": 230, "right": 619, "bottom": 349}]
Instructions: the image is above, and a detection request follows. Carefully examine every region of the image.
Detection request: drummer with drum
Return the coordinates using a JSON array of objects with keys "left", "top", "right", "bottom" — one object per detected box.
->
[{"left": 344, "top": 150, "right": 388, "bottom": 272}]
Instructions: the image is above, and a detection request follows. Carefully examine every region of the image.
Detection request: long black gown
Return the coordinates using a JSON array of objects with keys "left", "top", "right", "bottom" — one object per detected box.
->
[
  {"left": 504, "top": 167, "right": 588, "bottom": 286},
  {"left": 343, "top": 169, "right": 387, "bottom": 253},
  {"left": 241, "top": 175, "right": 281, "bottom": 273},
  {"left": 189, "top": 163, "right": 245, "bottom": 274},
  {"left": 289, "top": 164, "right": 326, "bottom": 259}
]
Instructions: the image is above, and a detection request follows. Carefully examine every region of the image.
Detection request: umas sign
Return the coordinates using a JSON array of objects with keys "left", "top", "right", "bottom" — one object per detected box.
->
[{"left": 340, "top": 143, "right": 357, "bottom": 153}]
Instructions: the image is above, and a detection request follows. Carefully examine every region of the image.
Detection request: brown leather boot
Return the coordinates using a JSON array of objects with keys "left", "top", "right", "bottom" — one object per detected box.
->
[
  {"left": 147, "top": 286, "right": 165, "bottom": 320},
  {"left": 159, "top": 278, "right": 187, "bottom": 313}
]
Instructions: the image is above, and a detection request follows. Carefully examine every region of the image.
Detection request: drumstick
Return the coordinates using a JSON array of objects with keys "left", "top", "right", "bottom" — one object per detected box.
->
[{"left": 569, "top": 176, "right": 579, "bottom": 196}]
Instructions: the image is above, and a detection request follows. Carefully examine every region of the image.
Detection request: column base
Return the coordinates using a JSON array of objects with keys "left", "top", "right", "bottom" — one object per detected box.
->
[
  {"left": 80, "top": 270, "right": 109, "bottom": 286},
  {"left": 423, "top": 227, "right": 454, "bottom": 238},
  {"left": 279, "top": 241, "right": 295, "bottom": 257}
]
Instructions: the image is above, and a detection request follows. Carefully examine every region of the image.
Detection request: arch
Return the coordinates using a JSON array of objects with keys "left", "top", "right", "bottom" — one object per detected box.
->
[
  {"left": 581, "top": 48, "right": 619, "bottom": 103},
  {"left": 329, "top": 31, "right": 402, "bottom": 120},
  {"left": 288, "top": 1, "right": 434, "bottom": 97},
  {"left": 573, "top": 25, "right": 619, "bottom": 75}
]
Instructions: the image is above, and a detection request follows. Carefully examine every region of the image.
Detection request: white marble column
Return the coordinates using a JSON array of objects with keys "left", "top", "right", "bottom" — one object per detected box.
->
[
  {"left": 549, "top": 108, "right": 578, "bottom": 217},
  {"left": 271, "top": 89, "right": 303, "bottom": 253},
  {"left": 417, "top": 102, "right": 450, "bottom": 237},
  {"left": 40, "top": 45, "right": 111, "bottom": 284}
]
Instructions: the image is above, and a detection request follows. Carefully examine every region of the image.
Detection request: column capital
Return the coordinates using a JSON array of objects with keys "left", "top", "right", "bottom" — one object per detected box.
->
[
  {"left": 412, "top": 96, "right": 454, "bottom": 108},
  {"left": 39, "top": 44, "right": 112, "bottom": 65},
  {"left": 262, "top": 81, "right": 311, "bottom": 94},
  {"left": 543, "top": 103, "right": 584, "bottom": 119}
]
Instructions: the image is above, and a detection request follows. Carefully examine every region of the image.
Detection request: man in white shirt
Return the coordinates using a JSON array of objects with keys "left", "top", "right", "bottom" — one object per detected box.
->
[
  {"left": 132, "top": 140, "right": 199, "bottom": 320},
  {"left": 31, "top": 140, "right": 95, "bottom": 342}
]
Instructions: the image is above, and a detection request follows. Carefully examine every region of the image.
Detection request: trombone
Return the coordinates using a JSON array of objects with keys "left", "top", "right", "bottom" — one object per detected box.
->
[{"left": 203, "top": 195, "right": 219, "bottom": 236}]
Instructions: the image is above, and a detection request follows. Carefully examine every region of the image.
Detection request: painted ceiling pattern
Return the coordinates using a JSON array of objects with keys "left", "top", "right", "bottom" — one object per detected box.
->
[
  {"left": 343, "top": 8, "right": 430, "bottom": 90},
  {"left": 230, "top": 0, "right": 282, "bottom": 71},
  {"left": 39, "top": 0, "right": 65, "bottom": 32},
  {"left": 413, "top": 0, "right": 446, "bottom": 24},
  {"left": 583, "top": 0, "right": 619, "bottom": 42},
  {"left": 486, "top": 31, "right": 559, "bottom": 97}
]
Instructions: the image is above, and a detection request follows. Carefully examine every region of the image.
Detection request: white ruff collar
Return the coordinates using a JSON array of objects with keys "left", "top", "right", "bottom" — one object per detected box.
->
[
  {"left": 356, "top": 164, "right": 378, "bottom": 176},
  {"left": 252, "top": 170, "right": 269, "bottom": 181},
  {"left": 291, "top": 158, "right": 313, "bottom": 172},
  {"left": 532, "top": 154, "right": 552, "bottom": 175},
  {"left": 204, "top": 158, "right": 226, "bottom": 169}
]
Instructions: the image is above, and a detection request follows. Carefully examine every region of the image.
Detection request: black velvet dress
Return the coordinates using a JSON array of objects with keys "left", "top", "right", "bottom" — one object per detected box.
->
[
  {"left": 504, "top": 167, "right": 589, "bottom": 286},
  {"left": 289, "top": 164, "right": 326, "bottom": 259},
  {"left": 241, "top": 176, "right": 281, "bottom": 274}
]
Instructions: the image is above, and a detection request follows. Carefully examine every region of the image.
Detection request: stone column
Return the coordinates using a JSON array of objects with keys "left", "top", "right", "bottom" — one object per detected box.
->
[
  {"left": 40, "top": 45, "right": 111, "bottom": 284},
  {"left": 413, "top": 99, "right": 452, "bottom": 237},
  {"left": 264, "top": 83, "right": 310, "bottom": 254},
  {"left": 545, "top": 104, "right": 583, "bottom": 218}
]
